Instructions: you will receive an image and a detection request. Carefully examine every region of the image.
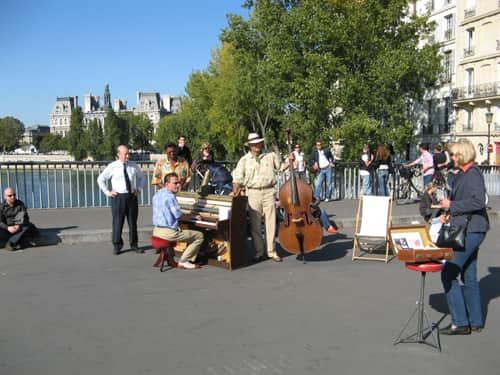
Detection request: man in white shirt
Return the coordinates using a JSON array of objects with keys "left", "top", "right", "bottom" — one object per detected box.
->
[
  {"left": 292, "top": 144, "right": 307, "bottom": 181},
  {"left": 310, "top": 140, "right": 335, "bottom": 202},
  {"left": 98, "top": 145, "right": 145, "bottom": 255}
]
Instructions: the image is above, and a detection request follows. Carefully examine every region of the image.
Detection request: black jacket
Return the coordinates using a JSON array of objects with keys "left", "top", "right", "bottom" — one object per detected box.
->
[
  {"left": 449, "top": 164, "right": 489, "bottom": 233},
  {"left": 0, "top": 199, "right": 30, "bottom": 230},
  {"left": 309, "top": 148, "right": 334, "bottom": 167}
]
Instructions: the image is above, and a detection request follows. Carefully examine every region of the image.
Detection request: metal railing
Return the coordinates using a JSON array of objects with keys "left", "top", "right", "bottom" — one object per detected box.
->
[
  {"left": 452, "top": 82, "right": 500, "bottom": 101},
  {"left": 464, "top": 47, "right": 475, "bottom": 58},
  {"left": 2, "top": 161, "right": 500, "bottom": 209}
]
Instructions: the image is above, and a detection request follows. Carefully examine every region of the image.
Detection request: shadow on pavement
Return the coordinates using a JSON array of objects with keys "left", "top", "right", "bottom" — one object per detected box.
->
[
  {"left": 428, "top": 266, "right": 500, "bottom": 326},
  {"left": 37, "top": 226, "right": 78, "bottom": 246}
]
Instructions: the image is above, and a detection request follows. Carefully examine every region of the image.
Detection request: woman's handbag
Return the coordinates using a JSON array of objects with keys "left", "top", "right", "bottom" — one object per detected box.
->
[{"left": 435, "top": 215, "right": 471, "bottom": 250}]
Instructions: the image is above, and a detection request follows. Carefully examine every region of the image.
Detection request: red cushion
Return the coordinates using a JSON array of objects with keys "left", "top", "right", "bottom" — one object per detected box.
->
[
  {"left": 150, "top": 236, "right": 176, "bottom": 249},
  {"left": 405, "top": 262, "right": 444, "bottom": 273}
]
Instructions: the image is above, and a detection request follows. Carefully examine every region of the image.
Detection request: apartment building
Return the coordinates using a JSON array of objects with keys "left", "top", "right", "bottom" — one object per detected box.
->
[
  {"left": 413, "top": 0, "right": 457, "bottom": 155},
  {"left": 453, "top": 0, "right": 500, "bottom": 164}
]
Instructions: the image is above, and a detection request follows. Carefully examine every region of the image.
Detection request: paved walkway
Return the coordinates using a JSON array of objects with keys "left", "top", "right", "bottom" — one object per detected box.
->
[
  {"left": 29, "top": 195, "right": 500, "bottom": 246},
  {"left": 1, "top": 219, "right": 500, "bottom": 375}
]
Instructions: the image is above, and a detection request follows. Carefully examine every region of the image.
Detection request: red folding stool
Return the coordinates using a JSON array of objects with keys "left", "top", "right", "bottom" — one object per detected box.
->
[
  {"left": 151, "top": 236, "right": 178, "bottom": 272},
  {"left": 394, "top": 262, "right": 444, "bottom": 351}
]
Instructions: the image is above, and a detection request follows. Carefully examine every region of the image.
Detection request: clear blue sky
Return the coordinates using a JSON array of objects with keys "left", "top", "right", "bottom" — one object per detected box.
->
[{"left": 0, "top": 0, "right": 248, "bottom": 127}]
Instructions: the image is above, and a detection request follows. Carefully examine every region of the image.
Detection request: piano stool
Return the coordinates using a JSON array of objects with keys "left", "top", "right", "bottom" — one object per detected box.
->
[
  {"left": 151, "top": 236, "right": 178, "bottom": 272},
  {"left": 394, "top": 262, "right": 444, "bottom": 352}
]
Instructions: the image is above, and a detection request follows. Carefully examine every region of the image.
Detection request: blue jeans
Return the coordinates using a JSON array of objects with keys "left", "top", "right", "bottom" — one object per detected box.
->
[
  {"left": 360, "top": 174, "right": 372, "bottom": 195},
  {"left": 423, "top": 174, "right": 433, "bottom": 186},
  {"left": 441, "top": 232, "right": 486, "bottom": 328},
  {"left": 376, "top": 170, "right": 389, "bottom": 196},
  {"left": 314, "top": 167, "right": 332, "bottom": 200}
]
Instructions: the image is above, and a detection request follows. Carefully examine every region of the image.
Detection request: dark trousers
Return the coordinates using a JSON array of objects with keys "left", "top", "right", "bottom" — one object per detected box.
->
[
  {"left": 0, "top": 224, "right": 38, "bottom": 246},
  {"left": 111, "top": 193, "right": 138, "bottom": 250}
]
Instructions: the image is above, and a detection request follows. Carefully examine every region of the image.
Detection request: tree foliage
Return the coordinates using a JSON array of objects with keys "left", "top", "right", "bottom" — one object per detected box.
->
[
  {"left": 175, "top": 0, "right": 440, "bottom": 161},
  {"left": 67, "top": 106, "right": 86, "bottom": 160},
  {"left": 82, "top": 119, "right": 105, "bottom": 160},
  {"left": 38, "top": 133, "right": 66, "bottom": 153},
  {"left": 102, "top": 109, "right": 128, "bottom": 160},
  {"left": 120, "top": 112, "right": 154, "bottom": 153},
  {"left": 0, "top": 116, "right": 24, "bottom": 152}
]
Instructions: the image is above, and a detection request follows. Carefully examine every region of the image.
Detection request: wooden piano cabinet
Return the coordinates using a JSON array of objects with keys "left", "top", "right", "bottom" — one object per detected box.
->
[
  {"left": 175, "top": 192, "right": 249, "bottom": 270},
  {"left": 389, "top": 225, "right": 454, "bottom": 263}
]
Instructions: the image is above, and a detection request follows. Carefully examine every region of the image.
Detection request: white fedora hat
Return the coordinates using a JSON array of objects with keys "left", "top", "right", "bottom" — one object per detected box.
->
[{"left": 246, "top": 132, "right": 265, "bottom": 145}]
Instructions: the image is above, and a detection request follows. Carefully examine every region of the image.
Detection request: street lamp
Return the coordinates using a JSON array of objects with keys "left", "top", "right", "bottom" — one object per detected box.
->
[{"left": 485, "top": 110, "right": 493, "bottom": 165}]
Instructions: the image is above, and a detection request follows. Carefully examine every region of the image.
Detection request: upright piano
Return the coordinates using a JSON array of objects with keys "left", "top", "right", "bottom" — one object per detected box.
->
[{"left": 175, "top": 192, "right": 248, "bottom": 270}]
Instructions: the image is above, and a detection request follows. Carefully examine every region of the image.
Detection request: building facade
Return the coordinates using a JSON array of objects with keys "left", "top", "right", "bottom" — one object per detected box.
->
[
  {"left": 413, "top": 0, "right": 500, "bottom": 165},
  {"left": 22, "top": 125, "right": 50, "bottom": 145},
  {"left": 49, "top": 85, "right": 180, "bottom": 137},
  {"left": 412, "top": 0, "right": 457, "bottom": 157},
  {"left": 453, "top": 0, "right": 500, "bottom": 165}
]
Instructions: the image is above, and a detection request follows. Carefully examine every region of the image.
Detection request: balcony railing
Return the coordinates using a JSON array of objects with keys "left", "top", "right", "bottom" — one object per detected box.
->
[
  {"left": 444, "top": 29, "right": 454, "bottom": 41},
  {"left": 464, "top": 46, "right": 475, "bottom": 57},
  {"left": 464, "top": 8, "right": 476, "bottom": 18},
  {"left": 452, "top": 81, "right": 500, "bottom": 101}
]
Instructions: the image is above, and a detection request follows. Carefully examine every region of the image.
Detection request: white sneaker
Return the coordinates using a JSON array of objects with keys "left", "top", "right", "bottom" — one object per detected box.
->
[
  {"left": 177, "top": 261, "right": 200, "bottom": 270},
  {"left": 324, "top": 199, "right": 330, "bottom": 202}
]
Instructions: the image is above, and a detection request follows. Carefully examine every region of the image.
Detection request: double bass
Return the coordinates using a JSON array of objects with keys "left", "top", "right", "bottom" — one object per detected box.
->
[{"left": 278, "top": 129, "right": 322, "bottom": 261}]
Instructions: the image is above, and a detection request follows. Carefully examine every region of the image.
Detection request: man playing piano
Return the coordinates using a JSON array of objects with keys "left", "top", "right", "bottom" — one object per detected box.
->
[
  {"left": 231, "top": 133, "right": 283, "bottom": 263},
  {"left": 152, "top": 172, "right": 204, "bottom": 270}
]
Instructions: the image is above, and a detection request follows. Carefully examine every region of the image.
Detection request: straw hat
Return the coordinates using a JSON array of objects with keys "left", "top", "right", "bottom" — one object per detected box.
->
[{"left": 246, "top": 133, "right": 265, "bottom": 145}]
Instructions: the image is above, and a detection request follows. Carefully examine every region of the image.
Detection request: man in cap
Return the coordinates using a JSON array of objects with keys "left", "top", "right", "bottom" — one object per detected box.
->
[{"left": 231, "top": 133, "right": 283, "bottom": 262}]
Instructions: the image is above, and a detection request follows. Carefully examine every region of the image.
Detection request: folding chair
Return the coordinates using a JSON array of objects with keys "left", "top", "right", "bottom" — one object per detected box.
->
[{"left": 352, "top": 195, "right": 393, "bottom": 263}]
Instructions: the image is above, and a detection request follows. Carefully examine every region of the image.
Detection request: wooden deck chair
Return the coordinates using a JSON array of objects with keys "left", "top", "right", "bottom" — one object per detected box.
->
[{"left": 352, "top": 195, "right": 393, "bottom": 263}]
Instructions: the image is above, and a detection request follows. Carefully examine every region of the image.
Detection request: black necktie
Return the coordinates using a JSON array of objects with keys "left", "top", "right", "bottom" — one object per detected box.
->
[{"left": 124, "top": 163, "right": 132, "bottom": 193}]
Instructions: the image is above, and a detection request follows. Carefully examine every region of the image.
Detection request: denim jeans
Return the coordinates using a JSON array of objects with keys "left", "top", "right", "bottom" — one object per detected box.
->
[
  {"left": 423, "top": 173, "right": 433, "bottom": 186},
  {"left": 360, "top": 174, "right": 372, "bottom": 195},
  {"left": 376, "top": 169, "right": 389, "bottom": 196},
  {"left": 314, "top": 167, "right": 332, "bottom": 200},
  {"left": 441, "top": 232, "right": 486, "bottom": 328}
]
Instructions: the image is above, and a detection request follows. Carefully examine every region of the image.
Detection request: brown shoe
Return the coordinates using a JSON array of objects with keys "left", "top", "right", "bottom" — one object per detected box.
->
[{"left": 271, "top": 255, "right": 282, "bottom": 262}]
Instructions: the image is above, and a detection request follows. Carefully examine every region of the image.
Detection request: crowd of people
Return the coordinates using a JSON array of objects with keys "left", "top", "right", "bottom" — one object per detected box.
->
[{"left": 2, "top": 135, "right": 491, "bottom": 337}]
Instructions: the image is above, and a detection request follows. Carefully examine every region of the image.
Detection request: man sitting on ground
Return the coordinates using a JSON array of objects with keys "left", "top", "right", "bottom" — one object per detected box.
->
[
  {"left": 0, "top": 187, "right": 39, "bottom": 251},
  {"left": 152, "top": 172, "right": 204, "bottom": 270}
]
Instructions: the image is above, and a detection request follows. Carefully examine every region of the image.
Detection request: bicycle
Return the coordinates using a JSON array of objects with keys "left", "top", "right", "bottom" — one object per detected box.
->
[{"left": 393, "top": 165, "right": 423, "bottom": 204}]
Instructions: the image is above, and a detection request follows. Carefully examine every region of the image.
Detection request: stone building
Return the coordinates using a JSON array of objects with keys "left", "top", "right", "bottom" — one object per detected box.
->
[
  {"left": 412, "top": 0, "right": 499, "bottom": 165},
  {"left": 49, "top": 96, "right": 78, "bottom": 136},
  {"left": 22, "top": 125, "right": 50, "bottom": 144},
  {"left": 412, "top": 0, "right": 457, "bottom": 157},
  {"left": 452, "top": 0, "right": 500, "bottom": 165},
  {"left": 49, "top": 85, "right": 180, "bottom": 137}
]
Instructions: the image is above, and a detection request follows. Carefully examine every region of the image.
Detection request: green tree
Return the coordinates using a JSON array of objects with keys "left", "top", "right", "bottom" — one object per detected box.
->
[
  {"left": 121, "top": 113, "right": 153, "bottom": 153},
  {"left": 102, "top": 109, "right": 128, "bottom": 160},
  {"left": 82, "top": 119, "right": 105, "bottom": 160},
  {"left": 67, "top": 106, "right": 86, "bottom": 160},
  {"left": 217, "top": 0, "right": 440, "bottom": 159},
  {"left": 38, "top": 133, "right": 65, "bottom": 152},
  {"left": 0, "top": 116, "right": 24, "bottom": 152}
]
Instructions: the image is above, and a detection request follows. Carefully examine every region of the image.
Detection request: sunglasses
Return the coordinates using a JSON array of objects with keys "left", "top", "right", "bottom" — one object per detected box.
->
[{"left": 7, "top": 194, "right": 16, "bottom": 197}]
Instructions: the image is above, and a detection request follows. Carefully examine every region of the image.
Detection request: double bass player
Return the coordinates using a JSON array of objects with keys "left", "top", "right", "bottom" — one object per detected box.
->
[{"left": 231, "top": 133, "right": 283, "bottom": 263}]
